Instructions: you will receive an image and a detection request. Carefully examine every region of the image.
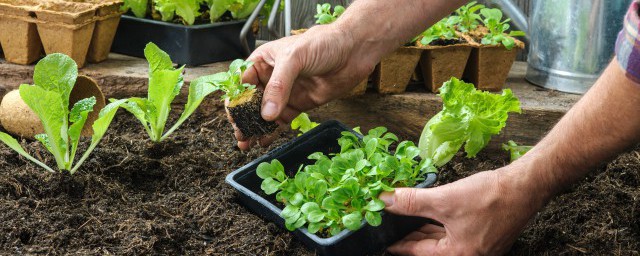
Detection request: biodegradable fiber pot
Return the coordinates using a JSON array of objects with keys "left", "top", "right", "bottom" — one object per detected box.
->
[
  {"left": 0, "top": 75, "right": 106, "bottom": 138},
  {"left": 226, "top": 89, "right": 278, "bottom": 138},
  {"left": 463, "top": 36, "right": 524, "bottom": 91},
  {"left": 35, "top": 1, "right": 97, "bottom": 68},
  {"left": 70, "top": 0, "right": 123, "bottom": 63},
  {"left": 0, "top": 0, "right": 43, "bottom": 65},
  {"left": 373, "top": 46, "right": 423, "bottom": 94},
  {"left": 226, "top": 120, "right": 438, "bottom": 256},
  {"left": 418, "top": 37, "right": 473, "bottom": 93}
]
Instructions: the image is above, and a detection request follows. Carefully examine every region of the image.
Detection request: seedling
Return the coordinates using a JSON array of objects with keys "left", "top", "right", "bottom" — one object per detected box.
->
[
  {"left": 117, "top": 42, "right": 221, "bottom": 142},
  {"left": 414, "top": 16, "right": 462, "bottom": 46},
  {"left": 290, "top": 113, "right": 319, "bottom": 136},
  {"left": 314, "top": 3, "right": 345, "bottom": 24},
  {"left": 502, "top": 140, "right": 532, "bottom": 162},
  {"left": 0, "top": 54, "right": 126, "bottom": 174},
  {"left": 452, "top": 1, "right": 485, "bottom": 32},
  {"left": 212, "top": 59, "right": 278, "bottom": 137},
  {"left": 258, "top": 127, "right": 436, "bottom": 236},
  {"left": 479, "top": 8, "right": 526, "bottom": 50},
  {"left": 418, "top": 78, "right": 521, "bottom": 167}
]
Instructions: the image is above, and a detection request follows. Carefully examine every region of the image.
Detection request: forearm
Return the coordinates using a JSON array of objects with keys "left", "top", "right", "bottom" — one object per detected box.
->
[
  {"left": 327, "top": 0, "right": 467, "bottom": 67},
  {"left": 509, "top": 59, "right": 640, "bottom": 206}
]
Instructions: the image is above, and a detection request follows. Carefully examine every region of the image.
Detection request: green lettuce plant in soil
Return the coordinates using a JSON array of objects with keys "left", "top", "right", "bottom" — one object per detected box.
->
[{"left": 0, "top": 107, "right": 638, "bottom": 254}]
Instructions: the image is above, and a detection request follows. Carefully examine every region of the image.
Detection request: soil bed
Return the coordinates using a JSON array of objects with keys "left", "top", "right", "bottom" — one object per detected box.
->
[{"left": 0, "top": 109, "right": 638, "bottom": 255}]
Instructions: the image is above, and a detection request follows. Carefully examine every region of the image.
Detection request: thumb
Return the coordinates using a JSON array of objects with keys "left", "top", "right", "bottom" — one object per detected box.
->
[
  {"left": 261, "top": 54, "right": 301, "bottom": 121},
  {"left": 379, "top": 187, "right": 441, "bottom": 219}
]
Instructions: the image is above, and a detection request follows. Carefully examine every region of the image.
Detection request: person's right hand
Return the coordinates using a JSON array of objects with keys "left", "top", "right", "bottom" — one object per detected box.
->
[{"left": 230, "top": 24, "right": 379, "bottom": 150}]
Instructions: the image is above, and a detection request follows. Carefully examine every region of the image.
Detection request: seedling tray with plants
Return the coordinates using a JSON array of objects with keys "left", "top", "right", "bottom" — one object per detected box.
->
[{"left": 226, "top": 120, "right": 437, "bottom": 256}]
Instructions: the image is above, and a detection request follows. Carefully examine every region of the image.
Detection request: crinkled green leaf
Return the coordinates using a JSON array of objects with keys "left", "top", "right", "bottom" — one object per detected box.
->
[
  {"left": 122, "top": 0, "right": 149, "bottom": 18},
  {"left": 33, "top": 53, "right": 77, "bottom": 109}
]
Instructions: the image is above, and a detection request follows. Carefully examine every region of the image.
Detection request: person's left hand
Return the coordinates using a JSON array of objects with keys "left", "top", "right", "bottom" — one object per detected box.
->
[{"left": 379, "top": 166, "right": 549, "bottom": 255}]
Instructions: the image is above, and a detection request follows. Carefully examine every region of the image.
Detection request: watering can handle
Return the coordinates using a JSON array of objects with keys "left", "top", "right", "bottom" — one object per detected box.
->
[{"left": 490, "top": 0, "right": 529, "bottom": 36}]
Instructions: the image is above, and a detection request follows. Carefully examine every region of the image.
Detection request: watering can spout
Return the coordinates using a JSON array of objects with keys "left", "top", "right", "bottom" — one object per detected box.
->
[{"left": 490, "top": 0, "right": 528, "bottom": 38}]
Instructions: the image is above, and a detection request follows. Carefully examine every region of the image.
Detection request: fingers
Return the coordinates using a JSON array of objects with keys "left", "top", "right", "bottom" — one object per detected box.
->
[
  {"left": 379, "top": 188, "right": 442, "bottom": 219},
  {"left": 261, "top": 52, "right": 302, "bottom": 121}
]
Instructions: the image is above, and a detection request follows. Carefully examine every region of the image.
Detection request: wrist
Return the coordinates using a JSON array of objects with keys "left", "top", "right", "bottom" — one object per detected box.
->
[{"left": 495, "top": 156, "right": 556, "bottom": 212}]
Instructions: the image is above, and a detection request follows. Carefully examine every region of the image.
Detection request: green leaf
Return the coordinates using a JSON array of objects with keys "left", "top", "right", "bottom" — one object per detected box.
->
[
  {"left": 261, "top": 178, "right": 281, "bottom": 195},
  {"left": 502, "top": 140, "right": 532, "bottom": 162},
  {"left": 33, "top": 53, "right": 77, "bottom": 110},
  {"left": 256, "top": 162, "right": 276, "bottom": 179},
  {"left": 307, "top": 222, "right": 322, "bottom": 234},
  {"left": 34, "top": 134, "right": 53, "bottom": 153},
  {"left": 122, "top": 0, "right": 149, "bottom": 18},
  {"left": 68, "top": 97, "right": 96, "bottom": 164},
  {"left": 342, "top": 212, "right": 362, "bottom": 231},
  {"left": 291, "top": 113, "right": 319, "bottom": 136},
  {"left": 290, "top": 192, "right": 304, "bottom": 206},
  {"left": 364, "top": 199, "right": 385, "bottom": 212},
  {"left": 0, "top": 132, "right": 55, "bottom": 173},
  {"left": 144, "top": 42, "right": 174, "bottom": 74},
  {"left": 147, "top": 68, "right": 183, "bottom": 141},
  {"left": 281, "top": 205, "right": 300, "bottom": 220},
  {"left": 418, "top": 78, "right": 521, "bottom": 166},
  {"left": 365, "top": 211, "right": 382, "bottom": 226},
  {"left": 19, "top": 84, "right": 68, "bottom": 170}
]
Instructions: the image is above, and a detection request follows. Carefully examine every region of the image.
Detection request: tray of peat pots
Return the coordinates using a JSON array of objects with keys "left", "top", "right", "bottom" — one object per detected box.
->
[
  {"left": 462, "top": 8, "right": 525, "bottom": 91},
  {"left": 414, "top": 16, "right": 473, "bottom": 93},
  {"left": 290, "top": 3, "right": 370, "bottom": 97},
  {"left": 111, "top": 0, "right": 266, "bottom": 66},
  {"left": 226, "top": 120, "right": 438, "bottom": 256},
  {"left": 0, "top": 0, "right": 43, "bottom": 65},
  {"left": 34, "top": 1, "right": 99, "bottom": 68}
]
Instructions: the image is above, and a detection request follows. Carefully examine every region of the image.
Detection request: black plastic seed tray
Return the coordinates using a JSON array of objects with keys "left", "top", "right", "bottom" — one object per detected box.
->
[
  {"left": 111, "top": 15, "right": 255, "bottom": 66},
  {"left": 226, "top": 120, "right": 438, "bottom": 256}
]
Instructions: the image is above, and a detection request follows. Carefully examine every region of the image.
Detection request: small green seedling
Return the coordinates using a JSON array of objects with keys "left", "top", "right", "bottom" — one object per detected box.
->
[
  {"left": 414, "top": 16, "right": 461, "bottom": 46},
  {"left": 418, "top": 78, "right": 521, "bottom": 167},
  {"left": 479, "top": 8, "right": 526, "bottom": 50},
  {"left": 0, "top": 54, "right": 126, "bottom": 174},
  {"left": 502, "top": 140, "right": 532, "bottom": 162},
  {"left": 314, "top": 3, "right": 345, "bottom": 24},
  {"left": 290, "top": 113, "right": 319, "bottom": 136},
  {"left": 453, "top": 1, "right": 485, "bottom": 32},
  {"left": 258, "top": 127, "right": 436, "bottom": 236},
  {"left": 117, "top": 42, "right": 222, "bottom": 142}
]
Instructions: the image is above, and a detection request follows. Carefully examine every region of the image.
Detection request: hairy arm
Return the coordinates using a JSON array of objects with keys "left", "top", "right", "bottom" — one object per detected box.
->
[{"left": 512, "top": 59, "right": 640, "bottom": 205}]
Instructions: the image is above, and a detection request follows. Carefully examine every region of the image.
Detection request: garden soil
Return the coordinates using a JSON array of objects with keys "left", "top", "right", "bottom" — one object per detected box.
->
[{"left": 0, "top": 109, "right": 638, "bottom": 255}]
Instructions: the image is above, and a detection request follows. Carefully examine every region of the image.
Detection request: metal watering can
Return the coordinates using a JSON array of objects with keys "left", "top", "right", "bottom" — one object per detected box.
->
[{"left": 492, "top": 0, "right": 632, "bottom": 94}]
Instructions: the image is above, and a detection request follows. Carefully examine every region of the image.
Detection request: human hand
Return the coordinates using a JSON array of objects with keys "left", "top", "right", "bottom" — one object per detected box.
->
[
  {"left": 379, "top": 167, "right": 550, "bottom": 255},
  {"left": 230, "top": 25, "right": 377, "bottom": 150}
]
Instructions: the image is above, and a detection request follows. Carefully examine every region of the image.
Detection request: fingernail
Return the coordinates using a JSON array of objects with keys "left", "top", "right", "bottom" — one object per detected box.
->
[
  {"left": 262, "top": 101, "right": 278, "bottom": 119},
  {"left": 379, "top": 192, "right": 394, "bottom": 207}
]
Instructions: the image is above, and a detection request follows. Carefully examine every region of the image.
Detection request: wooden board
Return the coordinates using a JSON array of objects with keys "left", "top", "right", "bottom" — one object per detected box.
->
[{"left": 0, "top": 53, "right": 581, "bottom": 151}]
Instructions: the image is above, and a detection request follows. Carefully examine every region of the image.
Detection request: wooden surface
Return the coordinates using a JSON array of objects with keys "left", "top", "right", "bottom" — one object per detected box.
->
[{"left": 0, "top": 54, "right": 581, "bottom": 150}]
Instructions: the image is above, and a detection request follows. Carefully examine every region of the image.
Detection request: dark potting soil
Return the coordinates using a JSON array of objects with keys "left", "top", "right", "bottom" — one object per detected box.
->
[
  {"left": 0, "top": 109, "right": 638, "bottom": 255},
  {"left": 429, "top": 38, "right": 466, "bottom": 46}
]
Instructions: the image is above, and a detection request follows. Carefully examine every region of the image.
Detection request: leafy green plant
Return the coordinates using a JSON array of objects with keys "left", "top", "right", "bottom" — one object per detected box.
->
[
  {"left": 418, "top": 77, "right": 521, "bottom": 167},
  {"left": 415, "top": 16, "right": 461, "bottom": 46},
  {"left": 502, "top": 140, "right": 532, "bottom": 162},
  {"left": 479, "top": 8, "right": 526, "bottom": 50},
  {"left": 0, "top": 54, "right": 126, "bottom": 174},
  {"left": 314, "top": 3, "right": 345, "bottom": 25},
  {"left": 452, "top": 1, "right": 485, "bottom": 32},
  {"left": 122, "top": 0, "right": 281, "bottom": 25},
  {"left": 117, "top": 42, "right": 223, "bottom": 142},
  {"left": 206, "top": 59, "right": 256, "bottom": 102},
  {"left": 258, "top": 127, "right": 436, "bottom": 236},
  {"left": 291, "top": 113, "right": 319, "bottom": 136}
]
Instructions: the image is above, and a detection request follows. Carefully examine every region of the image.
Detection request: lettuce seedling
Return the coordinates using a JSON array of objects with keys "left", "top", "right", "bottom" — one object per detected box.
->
[
  {"left": 290, "top": 113, "right": 319, "bottom": 136},
  {"left": 502, "top": 140, "right": 532, "bottom": 162},
  {"left": 117, "top": 42, "right": 223, "bottom": 142},
  {"left": 479, "top": 8, "right": 526, "bottom": 50},
  {"left": 314, "top": 3, "right": 345, "bottom": 25},
  {"left": 153, "top": 0, "right": 202, "bottom": 25},
  {"left": 452, "top": 1, "right": 485, "bottom": 32},
  {"left": 122, "top": 0, "right": 148, "bottom": 18},
  {"left": 258, "top": 127, "right": 436, "bottom": 236},
  {"left": 418, "top": 78, "right": 521, "bottom": 167},
  {"left": 415, "top": 16, "right": 462, "bottom": 46},
  {"left": 0, "top": 54, "right": 126, "bottom": 174}
]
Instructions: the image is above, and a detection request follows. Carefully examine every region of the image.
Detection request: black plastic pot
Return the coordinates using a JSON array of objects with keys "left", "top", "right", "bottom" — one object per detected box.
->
[
  {"left": 225, "top": 120, "right": 438, "bottom": 256},
  {"left": 111, "top": 15, "right": 256, "bottom": 66}
]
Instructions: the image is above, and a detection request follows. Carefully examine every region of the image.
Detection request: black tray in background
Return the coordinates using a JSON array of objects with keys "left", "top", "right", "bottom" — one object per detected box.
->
[
  {"left": 111, "top": 15, "right": 256, "bottom": 66},
  {"left": 226, "top": 120, "right": 438, "bottom": 256}
]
